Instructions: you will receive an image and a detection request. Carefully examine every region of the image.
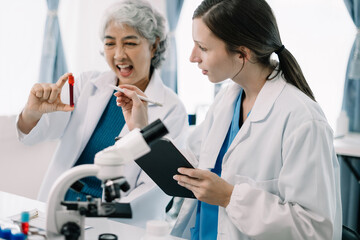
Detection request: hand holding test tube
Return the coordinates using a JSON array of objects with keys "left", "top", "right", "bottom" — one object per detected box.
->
[{"left": 18, "top": 73, "right": 75, "bottom": 135}]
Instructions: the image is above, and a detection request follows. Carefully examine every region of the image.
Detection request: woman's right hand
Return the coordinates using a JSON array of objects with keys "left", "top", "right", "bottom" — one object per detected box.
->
[
  {"left": 114, "top": 84, "right": 148, "bottom": 130},
  {"left": 18, "top": 73, "right": 74, "bottom": 134}
]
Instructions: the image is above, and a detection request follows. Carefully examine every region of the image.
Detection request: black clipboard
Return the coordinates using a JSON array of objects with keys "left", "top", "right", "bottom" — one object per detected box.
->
[{"left": 135, "top": 138, "right": 196, "bottom": 198}]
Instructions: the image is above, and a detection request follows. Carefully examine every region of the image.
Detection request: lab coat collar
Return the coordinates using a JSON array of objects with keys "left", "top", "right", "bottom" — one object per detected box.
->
[
  {"left": 249, "top": 70, "right": 285, "bottom": 123},
  {"left": 199, "top": 68, "right": 286, "bottom": 169},
  {"left": 223, "top": 68, "right": 286, "bottom": 162},
  {"left": 92, "top": 71, "right": 118, "bottom": 89},
  {"left": 143, "top": 70, "right": 165, "bottom": 107}
]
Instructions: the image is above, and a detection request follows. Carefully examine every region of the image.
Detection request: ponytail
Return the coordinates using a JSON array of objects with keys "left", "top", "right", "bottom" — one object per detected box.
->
[{"left": 276, "top": 47, "right": 316, "bottom": 101}]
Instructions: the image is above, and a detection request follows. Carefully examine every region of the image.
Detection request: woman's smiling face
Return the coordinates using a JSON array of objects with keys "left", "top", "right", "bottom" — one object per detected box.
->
[{"left": 103, "top": 22, "right": 156, "bottom": 91}]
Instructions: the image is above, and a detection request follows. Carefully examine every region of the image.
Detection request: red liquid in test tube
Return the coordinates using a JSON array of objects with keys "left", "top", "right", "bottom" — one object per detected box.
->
[{"left": 68, "top": 75, "right": 74, "bottom": 107}]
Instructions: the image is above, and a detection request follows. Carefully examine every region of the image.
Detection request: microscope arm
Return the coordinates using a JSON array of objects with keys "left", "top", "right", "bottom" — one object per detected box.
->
[{"left": 46, "top": 164, "right": 99, "bottom": 236}]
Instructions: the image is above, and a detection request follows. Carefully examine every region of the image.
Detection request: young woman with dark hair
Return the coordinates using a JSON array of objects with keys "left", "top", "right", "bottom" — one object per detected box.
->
[{"left": 115, "top": 0, "right": 342, "bottom": 239}]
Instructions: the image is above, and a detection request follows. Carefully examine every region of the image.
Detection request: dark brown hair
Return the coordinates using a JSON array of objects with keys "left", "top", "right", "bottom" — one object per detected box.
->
[{"left": 193, "top": 0, "right": 315, "bottom": 101}]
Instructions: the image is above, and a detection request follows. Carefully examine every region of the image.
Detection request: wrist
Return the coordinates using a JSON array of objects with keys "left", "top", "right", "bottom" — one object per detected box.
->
[
  {"left": 18, "top": 107, "right": 42, "bottom": 134},
  {"left": 22, "top": 107, "right": 43, "bottom": 123},
  {"left": 222, "top": 184, "right": 234, "bottom": 208}
]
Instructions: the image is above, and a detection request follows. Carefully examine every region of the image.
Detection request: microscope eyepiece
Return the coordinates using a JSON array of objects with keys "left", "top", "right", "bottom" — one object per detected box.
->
[{"left": 140, "top": 119, "right": 169, "bottom": 145}]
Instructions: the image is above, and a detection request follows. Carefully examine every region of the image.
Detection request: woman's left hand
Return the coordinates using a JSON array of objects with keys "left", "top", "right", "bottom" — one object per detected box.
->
[
  {"left": 174, "top": 168, "right": 234, "bottom": 208},
  {"left": 114, "top": 84, "right": 148, "bottom": 130}
]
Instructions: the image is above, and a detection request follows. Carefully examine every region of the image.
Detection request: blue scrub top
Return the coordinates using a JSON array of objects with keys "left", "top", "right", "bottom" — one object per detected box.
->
[{"left": 191, "top": 90, "right": 248, "bottom": 240}]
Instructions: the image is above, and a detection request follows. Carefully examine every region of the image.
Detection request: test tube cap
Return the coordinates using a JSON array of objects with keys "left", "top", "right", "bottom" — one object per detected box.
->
[
  {"left": 21, "top": 212, "right": 29, "bottom": 222},
  {"left": 68, "top": 75, "right": 74, "bottom": 84}
]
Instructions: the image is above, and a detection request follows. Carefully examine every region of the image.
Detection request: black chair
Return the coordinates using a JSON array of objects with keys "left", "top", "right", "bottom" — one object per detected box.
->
[{"left": 343, "top": 225, "right": 360, "bottom": 240}]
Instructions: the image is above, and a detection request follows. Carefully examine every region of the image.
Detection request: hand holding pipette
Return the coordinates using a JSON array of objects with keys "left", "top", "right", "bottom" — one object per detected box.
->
[
  {"left": 108, "top": 84, "right": 162, "bottom": 107},
  {"left": 113, "top": 84, "right": 151, "bottom": 130}
]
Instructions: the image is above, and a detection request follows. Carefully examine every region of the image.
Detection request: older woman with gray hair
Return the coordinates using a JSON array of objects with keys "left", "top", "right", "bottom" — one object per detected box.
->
[{"left": 16, "top": 0, "right": 188, "bottom": 227}]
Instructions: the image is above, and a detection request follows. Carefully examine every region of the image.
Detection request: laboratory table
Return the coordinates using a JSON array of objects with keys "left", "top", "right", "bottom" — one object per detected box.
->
[
  {"left": 0, "top": 191, "right": 185, "bottom": 240},
  {"left": 334, "top": 132, "right": 360, "bottom": 182}
]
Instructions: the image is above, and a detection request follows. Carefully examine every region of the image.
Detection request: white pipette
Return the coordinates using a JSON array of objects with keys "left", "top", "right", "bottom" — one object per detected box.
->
[{"left": 108, "top": 84, "right": 163, "bottom": 107}]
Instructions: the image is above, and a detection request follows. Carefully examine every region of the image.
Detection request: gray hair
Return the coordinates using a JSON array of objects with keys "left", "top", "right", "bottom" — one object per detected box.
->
[{"left": 99, "top": 0, "right": 167, "bottom": 69}]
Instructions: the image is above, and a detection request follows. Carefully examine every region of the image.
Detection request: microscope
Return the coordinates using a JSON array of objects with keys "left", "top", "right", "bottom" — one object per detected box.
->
[{"left": 46, "top": 119, "right": 169, "bottom": 240}]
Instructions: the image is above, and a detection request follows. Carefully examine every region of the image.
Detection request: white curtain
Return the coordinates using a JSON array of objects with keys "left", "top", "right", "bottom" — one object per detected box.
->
[{"left": 0, "top": 0, "right": 46, "bottom": 115}]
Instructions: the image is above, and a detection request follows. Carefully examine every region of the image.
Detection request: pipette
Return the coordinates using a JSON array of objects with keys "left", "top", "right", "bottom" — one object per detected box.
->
[{"left": 108, "top": 84, "right": 163, "bottom": 107}]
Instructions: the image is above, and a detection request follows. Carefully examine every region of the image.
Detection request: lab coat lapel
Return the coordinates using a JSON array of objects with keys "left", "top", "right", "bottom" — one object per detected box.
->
[
  {"left": 224, "top": 74, "right": 286, "bottom": 160},
  {"left": 78, "top": 72, "right": 117, "bottom": 157},
  {"left": 198, "top": 83, "right": 242, "bottom": 169},
  {"left": 143, "top": 70, "right": 165, "bottom": 107}
]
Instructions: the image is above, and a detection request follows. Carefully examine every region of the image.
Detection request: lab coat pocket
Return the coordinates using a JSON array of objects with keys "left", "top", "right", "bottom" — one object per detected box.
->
[{"left": 235, "top": 175, "right": 280, "bottom": 196}]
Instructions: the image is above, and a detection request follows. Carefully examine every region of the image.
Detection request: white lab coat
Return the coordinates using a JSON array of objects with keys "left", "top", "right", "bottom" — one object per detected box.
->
[
  {"left": 171, "top": 71, "right": 342, "bottom": 240},
  {"left": 17, "top": 70, "right": 189, "bottom": 228}
]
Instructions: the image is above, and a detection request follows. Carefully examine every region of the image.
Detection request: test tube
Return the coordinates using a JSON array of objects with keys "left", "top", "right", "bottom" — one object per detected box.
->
[
  {"left": 20, "top": 211, "right": 29, "bottom": 235},
  {"left": 68, "top": 75, "right": 74, "bottom": 107}
]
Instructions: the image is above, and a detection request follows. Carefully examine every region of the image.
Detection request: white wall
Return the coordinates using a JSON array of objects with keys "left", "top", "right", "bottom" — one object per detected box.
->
[
  {"left": 0, "top": 116, "right": 58, "bottom": 199},
  {"left": 269, "top": 0, "right": 354, "bottom": 129}
]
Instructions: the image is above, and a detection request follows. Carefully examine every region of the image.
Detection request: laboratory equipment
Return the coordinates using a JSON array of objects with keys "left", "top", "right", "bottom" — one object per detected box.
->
[
  {"left": 68, "top": 75, "right": 75, "bottom": 107},
  {"left": 68, "top": 75, "right": 74, "bottom": 107},
  {"left": 141, "top": 220, "right": 170, "bottom": 240},
  {"left": 98, "top": 233, "right": 118, "bottom": 240},
  {"left": 46, "top": 119, "right": 169, "bottom": 240},
  {"left": 20, "top": 212, "right": 29, "bottom": 235}
]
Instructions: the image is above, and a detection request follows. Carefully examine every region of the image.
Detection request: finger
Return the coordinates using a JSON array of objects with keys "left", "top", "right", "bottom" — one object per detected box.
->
[
  {"left": 48, "top": 85, "right": 61, "bottom": 103},
  {"left": 114, "top": 91, "right": 122, "bottom": 97},
  {"left": 177, "top": 179, "right": 200, "bottom": 193},
  {"left": 41, "top": 84, "right": 52, "bottom": 100},
  {"left": 32, "top": 84, "right": 44, "bottom": 98},
  {"left": 55, "top": 72, "right": 72, "bottom": 89},
  {"left": 33, "top": 86, "right": 44, "bottom": 99},
  {"left": 122, "top": 88, "right": 145, "bottom": 107},
  {"left": 116, "top": 95, "right": 131, "bottom": 107},
  {"left": 178, "top": 168, "right": 205, "bottom": 179},
  {"left": 173, "top": 174, "right": 201, "bottom": 187},
  {"left": 55, "top": 103, "right": 74, "bottom": 112}
]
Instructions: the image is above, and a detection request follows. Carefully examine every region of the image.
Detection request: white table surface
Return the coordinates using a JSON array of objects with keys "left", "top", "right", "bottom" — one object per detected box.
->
[
  {"left": 0, "top": 191, "right": 184, "bottom": 240},
  {"left": 334, "top": 132, "right": 360, "bottom": 158}
]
